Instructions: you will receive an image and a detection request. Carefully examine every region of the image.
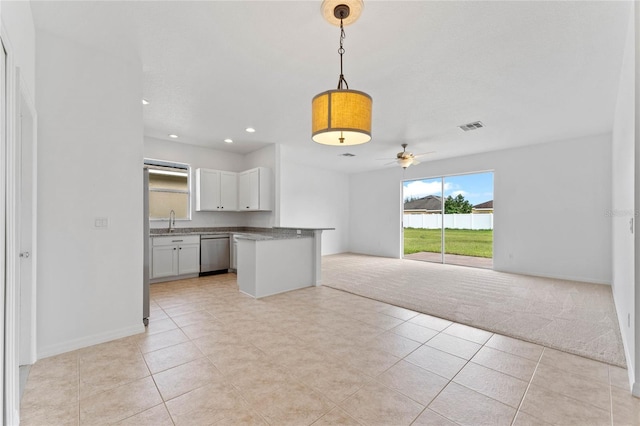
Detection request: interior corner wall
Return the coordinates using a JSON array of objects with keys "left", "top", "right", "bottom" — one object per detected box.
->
[
  {"left": 611, "top": 6, "right": 636, "bottom": 390},
  {"left": 144, "top": 136, "right": 248, "bottom": 229},
  {"left": 349, "top": 134, "right": 613, "bottom": 284},
  {"left": 36, "top": 31, "right": 144, "bottom": 357},
  {"left": 279, "top": 145, "right": 350, "bottom": 255}
]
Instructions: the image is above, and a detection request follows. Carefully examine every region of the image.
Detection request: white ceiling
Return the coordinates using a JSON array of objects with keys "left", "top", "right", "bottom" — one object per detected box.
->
[{"left": 31, "top": 1, "right": 632, "bottom": 173}]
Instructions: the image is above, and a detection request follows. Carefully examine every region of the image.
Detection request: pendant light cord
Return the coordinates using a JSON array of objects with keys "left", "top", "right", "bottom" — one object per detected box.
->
[{"left": 337, "top": 18, "right": 349, "bottom": 90}]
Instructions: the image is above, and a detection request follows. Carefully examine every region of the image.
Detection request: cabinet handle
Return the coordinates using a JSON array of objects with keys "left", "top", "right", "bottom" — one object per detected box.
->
[
  {"left": 221, "top": 206, "right": 224, "bottom": 209},
  {"left": 246, "top": 206, "right": 249, "bottom": 209},
  {"left": 173, "top": 247, "right": 177, "bottom": 250},
  {"left": 179, "top": 247, "right": 182, "bottom": 250},
  {"left": 172, "top": 240, "right": 183, "bottom": 242}
]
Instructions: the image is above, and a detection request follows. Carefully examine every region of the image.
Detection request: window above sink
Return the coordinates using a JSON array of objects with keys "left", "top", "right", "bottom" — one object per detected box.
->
[{"left": 145, "top": 158, "right": 191, "bottom": 221}]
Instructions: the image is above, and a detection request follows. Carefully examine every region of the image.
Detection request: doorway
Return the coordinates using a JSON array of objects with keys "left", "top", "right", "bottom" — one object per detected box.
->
[{"left": 403, "top": 171, "right": 494, "bottom": 268}]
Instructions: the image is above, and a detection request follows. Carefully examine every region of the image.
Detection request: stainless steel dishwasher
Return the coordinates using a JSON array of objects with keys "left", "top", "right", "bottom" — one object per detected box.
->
[{"left": 200, "top": 235, "right": 230, "bottom": 275}]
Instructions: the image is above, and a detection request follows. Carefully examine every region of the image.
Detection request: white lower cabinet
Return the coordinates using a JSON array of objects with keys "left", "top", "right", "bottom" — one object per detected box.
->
[
  {"left": 151, "top": 245, "right": 178, "bottom": 278},
  {"left": 151, "top": 235, "right": 200, "bottom": 279},
  {"left": 178, "top": 244, "right": 200, "bottom": 274}
]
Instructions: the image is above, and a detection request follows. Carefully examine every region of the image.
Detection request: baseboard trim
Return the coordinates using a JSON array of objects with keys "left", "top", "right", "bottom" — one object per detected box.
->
[
  {"left": 37, "top": 323, "right": 145, "bottom": 360},
  {"left": 493, "top": 266, "right": 610, "bottom": 286}
]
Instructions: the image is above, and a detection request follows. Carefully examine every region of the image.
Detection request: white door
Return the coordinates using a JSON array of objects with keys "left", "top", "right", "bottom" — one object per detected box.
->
[
  {"left": 18, "top": 78, "right": 36, "bottom": 366},
  {"left": 0, "top": 40, "right": 6, "bottom": 421}
]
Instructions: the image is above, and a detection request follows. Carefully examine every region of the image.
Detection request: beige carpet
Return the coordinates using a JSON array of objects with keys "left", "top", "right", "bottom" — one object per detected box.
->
[{"left": 322, "top": 253, "right": 626, "bottom": 367}]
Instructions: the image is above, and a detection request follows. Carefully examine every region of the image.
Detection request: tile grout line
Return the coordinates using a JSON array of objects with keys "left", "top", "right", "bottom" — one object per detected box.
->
[
  {"left": 510, "top": 346, "right": 545, "bottom": 425},
  {"left": 76, "top": 350, "right": 81, "bottom": 424},
  {"left": 609, "top": 366, "right": 614, "bottom": 426}
]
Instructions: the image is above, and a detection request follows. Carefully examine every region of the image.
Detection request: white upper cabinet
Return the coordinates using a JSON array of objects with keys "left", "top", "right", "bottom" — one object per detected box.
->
[
  {"left": 195, "top": 169, "right": 237, "bottom": 211},
  {"left": 219, "top": 171, "right": 238, "bottom": 210},
  {"left": 238, "top": 167, "right": 272, "bottom": 211}
]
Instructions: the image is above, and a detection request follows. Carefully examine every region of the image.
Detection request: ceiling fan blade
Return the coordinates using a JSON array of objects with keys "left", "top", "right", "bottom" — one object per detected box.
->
[
  {"left": 413, "top": 151, "right": 435, "bottom": 158},
  {"left": 383, "top": 160, "right": 397, "bottom": 166},
  {"left": 412, "top": 159, "right": 421, "bottom": 166}
]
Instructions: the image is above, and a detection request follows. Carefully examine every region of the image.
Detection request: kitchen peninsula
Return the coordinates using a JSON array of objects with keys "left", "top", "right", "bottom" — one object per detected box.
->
[{"left": 149, "top": 227, "right": 332, "bottom": 298}]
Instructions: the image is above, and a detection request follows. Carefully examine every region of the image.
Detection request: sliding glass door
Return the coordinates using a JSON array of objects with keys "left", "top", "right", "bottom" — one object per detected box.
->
[
  {"left": 403, "top": 172, "right": 493, "bottom": 268},
  {"left": 403, "top": 177, "right": 443, "bottom": 263}
]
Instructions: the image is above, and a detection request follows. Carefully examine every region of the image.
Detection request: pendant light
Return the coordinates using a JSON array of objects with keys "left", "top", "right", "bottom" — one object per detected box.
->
[{"left": 312, "top": 1, "right": 372, "bottom": 146}]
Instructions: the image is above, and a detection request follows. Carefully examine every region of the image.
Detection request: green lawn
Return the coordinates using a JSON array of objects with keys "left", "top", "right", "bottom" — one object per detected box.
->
[{"left": 404, "top": 228, "right": 493, "bottom": 258}]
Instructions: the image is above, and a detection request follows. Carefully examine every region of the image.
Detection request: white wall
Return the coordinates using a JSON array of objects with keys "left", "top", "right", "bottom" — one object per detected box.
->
[
  {"left": 36, "top": 31, "right": 144, "bottom": 357},
  {"left": 349, "top": 167, "right": 405, "bottom": 258},
  {"left": 611, "top": 8, "right": 636, "bottom": 391},
  {"left": 279, "top": 145, "right": 350, "bottom": 255},
  {"left": 350, "top": 134, "right": 613, "bottom": 284},
  {"left": 144, "top": 136, "right": 248, "bottom": 229}
]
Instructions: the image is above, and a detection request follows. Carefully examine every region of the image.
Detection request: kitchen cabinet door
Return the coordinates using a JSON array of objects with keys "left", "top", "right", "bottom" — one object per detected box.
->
[
  {"left": 220, "top": 171, "right": 238, "bottom": 210},
  {"left": 195, "top": 169, "right": 222, "bottom": 211},
  {"left": 151, "top": 245, "right": 178, "bottom": 278},
  {"left": 238, "top": 167, "right": 271, "bottom": 211},
  {"left": 178, "top": 243, "right": 200, "bottom": 275},
  {"left": 238, "top": 169, "right": 259, "bottom": 210}
]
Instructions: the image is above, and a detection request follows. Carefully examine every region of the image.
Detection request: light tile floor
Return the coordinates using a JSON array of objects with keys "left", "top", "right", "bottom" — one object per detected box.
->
[{"left": 20, "top": 274, "right": 640, "bottom": 425}]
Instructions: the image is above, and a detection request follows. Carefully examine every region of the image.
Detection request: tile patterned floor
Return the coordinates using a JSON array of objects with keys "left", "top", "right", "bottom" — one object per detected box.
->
[{"left": 20, "top": 274, "right": 640, "bottom": 425}]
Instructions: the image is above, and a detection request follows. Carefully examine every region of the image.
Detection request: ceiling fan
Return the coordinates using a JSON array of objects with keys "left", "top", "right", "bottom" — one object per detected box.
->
[{"left": 382, "top": 144, "right": 433, "bottom": 169}]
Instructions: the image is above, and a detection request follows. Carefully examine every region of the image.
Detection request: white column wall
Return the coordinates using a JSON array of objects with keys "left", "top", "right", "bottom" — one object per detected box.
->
[
  {"left": 611, "top": 7, "right": 636, "bottom": 391},
  {"left": 350, "top": 134, "right": 613, "bottom": 285},
  {"left": 36, "top": 31, "right": 144, "bottom": 357},
  {"left": 279, "top": 145, "right": 350, "bottom": 255}
]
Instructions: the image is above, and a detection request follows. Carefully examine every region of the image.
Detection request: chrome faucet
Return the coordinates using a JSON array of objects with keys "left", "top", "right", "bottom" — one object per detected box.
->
[{"left": 168, "top": 210, "right": 176, "bottom": 233}]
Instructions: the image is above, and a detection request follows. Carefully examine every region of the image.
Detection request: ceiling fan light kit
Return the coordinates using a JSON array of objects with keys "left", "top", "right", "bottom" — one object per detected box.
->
[
  {"left": 312, "top": 0, "right": 372, "bottom": 146},
  {"left": 396, "top": 143, "right": 421, "bottom": 169}
]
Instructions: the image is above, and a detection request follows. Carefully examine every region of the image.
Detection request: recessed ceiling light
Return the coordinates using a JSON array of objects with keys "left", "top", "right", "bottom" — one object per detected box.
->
[
  {"left": 168, "top": 134, "right": 178, "bottom": 138},
  {"left": 224, "top": 139, "right": 233, "bottom": 143},
  {"left": 245, "top": 127, "right": 256, "bottom": 133},
  {"left": 142, "top": 99, "right": 149, "bottom": 105}
]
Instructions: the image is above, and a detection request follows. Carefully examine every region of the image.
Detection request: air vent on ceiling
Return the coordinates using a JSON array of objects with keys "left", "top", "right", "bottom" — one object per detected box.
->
[
  {"left": 339, "top": 153, "right": 356, "bottom": 157},
  {"left": 459, "top": 121, "right": 484, "bottom": 132}
]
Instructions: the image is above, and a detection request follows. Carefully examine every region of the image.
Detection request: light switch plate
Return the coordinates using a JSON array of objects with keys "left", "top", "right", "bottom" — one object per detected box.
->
[{"left": 94, "top": 217, "right": 108, "bottom": 229}]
